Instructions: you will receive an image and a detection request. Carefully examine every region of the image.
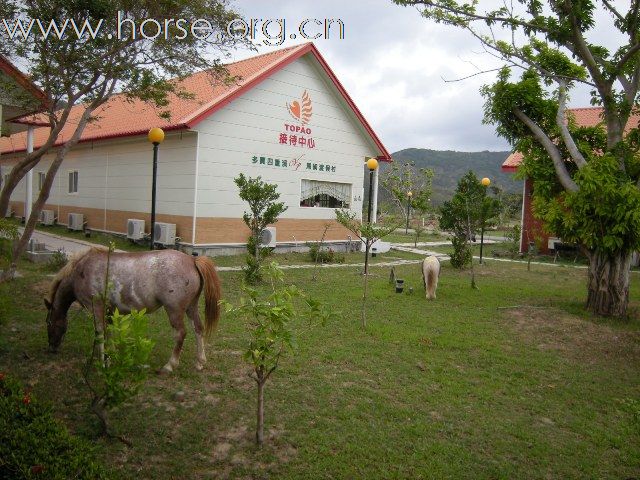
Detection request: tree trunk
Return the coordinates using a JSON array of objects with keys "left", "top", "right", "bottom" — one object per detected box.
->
[
  {"left": 586, "top": 249, "right": 631, "bottom": 317},
  {"left": 1, "top": 107, "right": 96, "bottom": 283},
  {"left": 256, "top": 377, "right": 265, "bottom": 446}
]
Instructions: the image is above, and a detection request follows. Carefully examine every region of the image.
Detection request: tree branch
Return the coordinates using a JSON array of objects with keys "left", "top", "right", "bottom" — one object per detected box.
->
[
  {"left": 513, "top": 107, "right": 579, "bottom": 192},
  {"left": 601, "top": 0, "right": 625, "bottom": 23},
  {"left": 557, "top": 80, "right": 587, "bottom": 169},
  {"left": 399, "top": 0, "right": 554, "bottom": 34}
]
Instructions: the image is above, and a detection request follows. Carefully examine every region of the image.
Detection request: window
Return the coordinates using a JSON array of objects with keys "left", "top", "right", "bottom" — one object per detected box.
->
[
  {"left": 300, "top": 179, "right": 351, "bottom": 209},
  {"left": 38, "top": 172, "right": 46, "bottom": 191},
  {"left": 68, "top": 171, "right": 78, "bottom": 194}
]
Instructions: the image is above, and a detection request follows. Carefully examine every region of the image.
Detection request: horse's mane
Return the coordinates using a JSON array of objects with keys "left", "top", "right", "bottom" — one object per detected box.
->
[{"left": 46, "top": 247, "right": 108, "bottom": 303}]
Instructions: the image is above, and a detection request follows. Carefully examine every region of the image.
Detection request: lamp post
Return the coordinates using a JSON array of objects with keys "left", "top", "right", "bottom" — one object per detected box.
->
[
  {"left": 365, "top": 157, "right": 379, "bottom": 275},
  {"left": 405, "top": 191, "right": 412, "bottom": 234},
  {"left": 480, "top": 177, "right": 490, "bottom": 264},
  {"left": 148, "top": 127, "right": 165, "bottom": 250}
]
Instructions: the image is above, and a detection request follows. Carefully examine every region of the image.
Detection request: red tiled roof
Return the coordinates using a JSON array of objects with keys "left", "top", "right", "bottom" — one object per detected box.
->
[
  {"left": 501, "top": 107, "right": 640, "bottom": 172},
  {"left": 0, "top": 55, "right": 47, "bottom": 103},
  {"left": 1, "top": 43, "right": 391, "bottom": 160}
]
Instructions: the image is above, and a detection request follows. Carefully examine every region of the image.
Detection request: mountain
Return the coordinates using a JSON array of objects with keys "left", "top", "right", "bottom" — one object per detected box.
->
[{"left": 377, "top": 148, "right": 521, "bottom": 205}]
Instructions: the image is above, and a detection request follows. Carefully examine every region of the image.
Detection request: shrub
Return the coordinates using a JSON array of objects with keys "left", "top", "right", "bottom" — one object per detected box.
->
[
  {"left": 307, "top": 243, "right": 345, "bottom": 264},
  {"left": 0, "top": 373, "right": 109, "bottom": 480},
  {"left": 46, "top": 250, "right": 68, "bottom": 272},
  {"left": 505, "top": 224, "right": 521, "bottom": 256},
  {"left": 450, "top": 235, "right": 472, "bottom": 269}
]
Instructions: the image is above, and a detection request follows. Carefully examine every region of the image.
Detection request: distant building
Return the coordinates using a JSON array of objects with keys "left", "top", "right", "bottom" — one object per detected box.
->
[
  {"left": 502, "top": 107, "right": 640, "bottom": 254},
  {"left": 0, "top": 43, "right": 390, "bottom": 254}
]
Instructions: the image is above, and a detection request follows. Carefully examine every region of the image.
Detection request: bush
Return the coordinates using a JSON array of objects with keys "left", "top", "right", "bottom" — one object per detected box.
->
[
  {"left": 46, "top": 250, "right": 68, "bottom": 272},
  {"left": 450, "top": 235, "right": 472, "bottom": 269},
  {"left": 307, "top": 243, "right": 345, "bottom": 264},
  {"left": 505, "top": 224, "right": 521, "bottom": 256},
  {"left": 0, "top": 373, "right": 109, "bottom": 480}
]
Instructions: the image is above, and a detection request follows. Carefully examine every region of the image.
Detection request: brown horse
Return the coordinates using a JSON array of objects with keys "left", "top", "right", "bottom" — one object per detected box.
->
[{"left": 44, "top": 248, "right": 221, "bottom": 373}]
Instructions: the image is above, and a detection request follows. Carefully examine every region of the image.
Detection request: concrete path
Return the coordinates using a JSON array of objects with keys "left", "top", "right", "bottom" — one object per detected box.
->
[
  {"left": 14, "top": 228, "right": 615, "bottom": 274},
  {"left": 17, "top": 228, "right": 125, "bottom": 255}
]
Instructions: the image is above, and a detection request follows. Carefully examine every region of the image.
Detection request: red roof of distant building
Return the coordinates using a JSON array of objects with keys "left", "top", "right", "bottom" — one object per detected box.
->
[
  {"left": 501, "top": 107, "right": 640, "bottom": 172},
  {"left": 0, "top": 43, "right": 391, "bottom": 160}
]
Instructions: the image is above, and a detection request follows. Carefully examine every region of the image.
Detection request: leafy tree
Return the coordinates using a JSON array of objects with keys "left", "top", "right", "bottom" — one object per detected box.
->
[
  {"left": 223, "top": 262, "right": 331, "bottom": 446},
  {"left": 413, "top": 222, "right": 426, "bottom": 247},
  {"left": 380, "top": 162, "right": 434, "bottom": 225},
  {"left": 82, "top": 244, "right": 153, "bottom": 444},
  {"left": 234, "top": 174, "right": 287, "bottom": 284},
  {"left": 0, "top": 0, "right": 247, "bottom": 281},
  {"left": 392, "top": 0, "right": 640, "bottom": 317},
  {"left": 335, "top": 209, "right": 400, "bottom": 326},
  {"left": 440, "top": 171, "right": 500, "bottom": 287}
]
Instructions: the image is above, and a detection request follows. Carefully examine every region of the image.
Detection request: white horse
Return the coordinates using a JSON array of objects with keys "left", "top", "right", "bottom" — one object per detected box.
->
[{"left": 421, "top": 256, "right": 441, "bottom": 300}]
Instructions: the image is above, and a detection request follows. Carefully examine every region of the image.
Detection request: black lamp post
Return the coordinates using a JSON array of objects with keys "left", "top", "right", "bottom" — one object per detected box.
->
[
  {"left": 365, "top": 157, "right": 379, "bottom": 275},
  {"left": 479, "top": 177, "right": 490, "bottom": 264},
  {"left": 148, "top": 127, "right": 165, "bottom": 250},
  {"left": 405, "top": 190, "right": 412, "bottom": 234}
]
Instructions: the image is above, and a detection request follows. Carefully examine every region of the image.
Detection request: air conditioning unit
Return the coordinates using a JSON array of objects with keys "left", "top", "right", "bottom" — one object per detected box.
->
[
  {"left": 260, "top": 227, "right": 277, "bottom": 248},
  {"left": 153, "top": 222, "right": 176, "bottom": 246},
  {"left": 40, "top": 209, "right": 55, "bottom": 225},
  {"left": 127, "top": 219, "right": 145, "bottom": 240},
  {"left": 68, "top": 213, "right": 84, "bottom": 231}
]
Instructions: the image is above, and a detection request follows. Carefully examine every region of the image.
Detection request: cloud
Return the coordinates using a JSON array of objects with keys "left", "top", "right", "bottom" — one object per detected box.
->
[{"left": 227, "top": 0, "right": 623, "bottom": 153}]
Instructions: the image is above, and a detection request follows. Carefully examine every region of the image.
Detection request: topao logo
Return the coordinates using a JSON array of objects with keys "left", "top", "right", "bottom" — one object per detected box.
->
[{"left": 286, "top": 90, "right": 312, "bottom": 125}]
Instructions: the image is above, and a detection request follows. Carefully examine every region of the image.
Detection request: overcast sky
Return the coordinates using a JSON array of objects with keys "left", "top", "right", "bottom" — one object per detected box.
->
[{"left": 226, "top": 0, "right": 620, "bottom": 154}]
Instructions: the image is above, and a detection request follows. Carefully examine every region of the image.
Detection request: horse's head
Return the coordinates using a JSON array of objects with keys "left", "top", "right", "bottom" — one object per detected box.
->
[{"left": 44, "top": 297, "right": 68, "bottom": 352}]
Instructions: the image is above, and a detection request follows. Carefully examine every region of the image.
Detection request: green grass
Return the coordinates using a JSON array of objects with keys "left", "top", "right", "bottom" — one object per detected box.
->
[
  {"left": 212, "top": 249, "right": 424, "bottom": 268},
  {"left": 384, "top": 231, "right": 449, "bottom": 244},
  {"left": 1, "top": 258, "right": 639, "bottom": 479}
]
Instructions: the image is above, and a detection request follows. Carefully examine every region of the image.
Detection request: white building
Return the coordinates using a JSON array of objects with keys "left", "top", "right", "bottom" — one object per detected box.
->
[{"left": 0, "top": 43, "right": 390, "bottom": 254}]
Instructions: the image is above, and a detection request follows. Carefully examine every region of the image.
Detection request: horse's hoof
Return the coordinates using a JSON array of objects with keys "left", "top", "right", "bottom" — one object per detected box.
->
[
  {"left": 157, "top": 366, "right": 172, "bottom": 375},
  {"left": 195, "top": 363, "right": 204, "bottom": 372}
]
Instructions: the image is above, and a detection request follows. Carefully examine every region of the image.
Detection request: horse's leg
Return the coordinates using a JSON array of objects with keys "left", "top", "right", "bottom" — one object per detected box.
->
[
  {"left": 161, "top": 308, "right": 187, "bottom": 374},
  {"left": 428, "top": 269, "right": 437, "bottom": 300},
  {"left": 187, "top": 300, "right": 206, "bottom": 371}
]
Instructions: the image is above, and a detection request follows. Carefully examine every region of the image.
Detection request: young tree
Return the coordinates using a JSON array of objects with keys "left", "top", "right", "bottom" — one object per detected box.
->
[
  {"left": 392, "top": 0, "right": 640, "bottom": 317},
  {"left": 0, "top": 0, "right": 247, "bottom": 281},
  {"left": 335, "top": 209, "right": 400, "bottom": 326},
  {"left": 234, "top": 174, "right": 287, "bottom": 284},
  {"left": 439, "top": 171, "right": 500, "bottom": 286},
  {"left": 223, "top": 262, "right": 331, "bottom": 446},
  {"left": 380, "top": 162, "right": 434, "bottom": 226},
  {"left": 82, "top": 243, "right": 154, "bottom": 444}
]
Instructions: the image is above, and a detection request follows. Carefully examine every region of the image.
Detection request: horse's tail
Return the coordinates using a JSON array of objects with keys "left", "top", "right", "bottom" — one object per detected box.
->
[
  {"left": 194, "top": 256, "right": 222, "bottom": 337},
  {"left": 423, "top": 256, "right": 440, "bottom": 300}
]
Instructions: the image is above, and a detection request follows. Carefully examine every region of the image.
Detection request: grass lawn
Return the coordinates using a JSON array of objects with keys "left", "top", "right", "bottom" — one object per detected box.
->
[
  {"left": 1, "top": 256, "right": 639, "bottom": 479},
  {"left": 383, "top": 231, "right": 449, "bottom": 244}
]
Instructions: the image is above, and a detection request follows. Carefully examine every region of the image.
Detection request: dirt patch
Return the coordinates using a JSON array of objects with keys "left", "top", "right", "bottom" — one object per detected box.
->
[
  {"left": 506, "top": 307, "right": 640, "bottom": 366},
  {"left": 31, "top": 279, "right": 51, "bottom": 298}
]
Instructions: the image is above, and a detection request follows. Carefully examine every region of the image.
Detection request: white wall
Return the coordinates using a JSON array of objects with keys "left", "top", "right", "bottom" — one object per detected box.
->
[
  {"left": 3, "top": 131, "right": 198, "bottom": 225},
  {"left": 194, "top": 54, "right": 377, "bottom": 221}
]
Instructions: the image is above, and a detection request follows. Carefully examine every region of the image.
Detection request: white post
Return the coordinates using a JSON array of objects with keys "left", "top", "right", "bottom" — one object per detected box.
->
[
  {"left": 25, "top": 126, "right": 34, "bottom": 222},
  {"left": 371, "top": 166, "right": 379, "bottom": 223}
]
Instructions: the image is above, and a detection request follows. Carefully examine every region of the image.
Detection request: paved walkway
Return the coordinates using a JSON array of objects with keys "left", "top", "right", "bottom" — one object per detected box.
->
[
  {"left": 17, "top": 228, "right": 624, "bottom": 274},
  {"left": 17, "top": 228, "right": 125, "bottom": 255}
]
